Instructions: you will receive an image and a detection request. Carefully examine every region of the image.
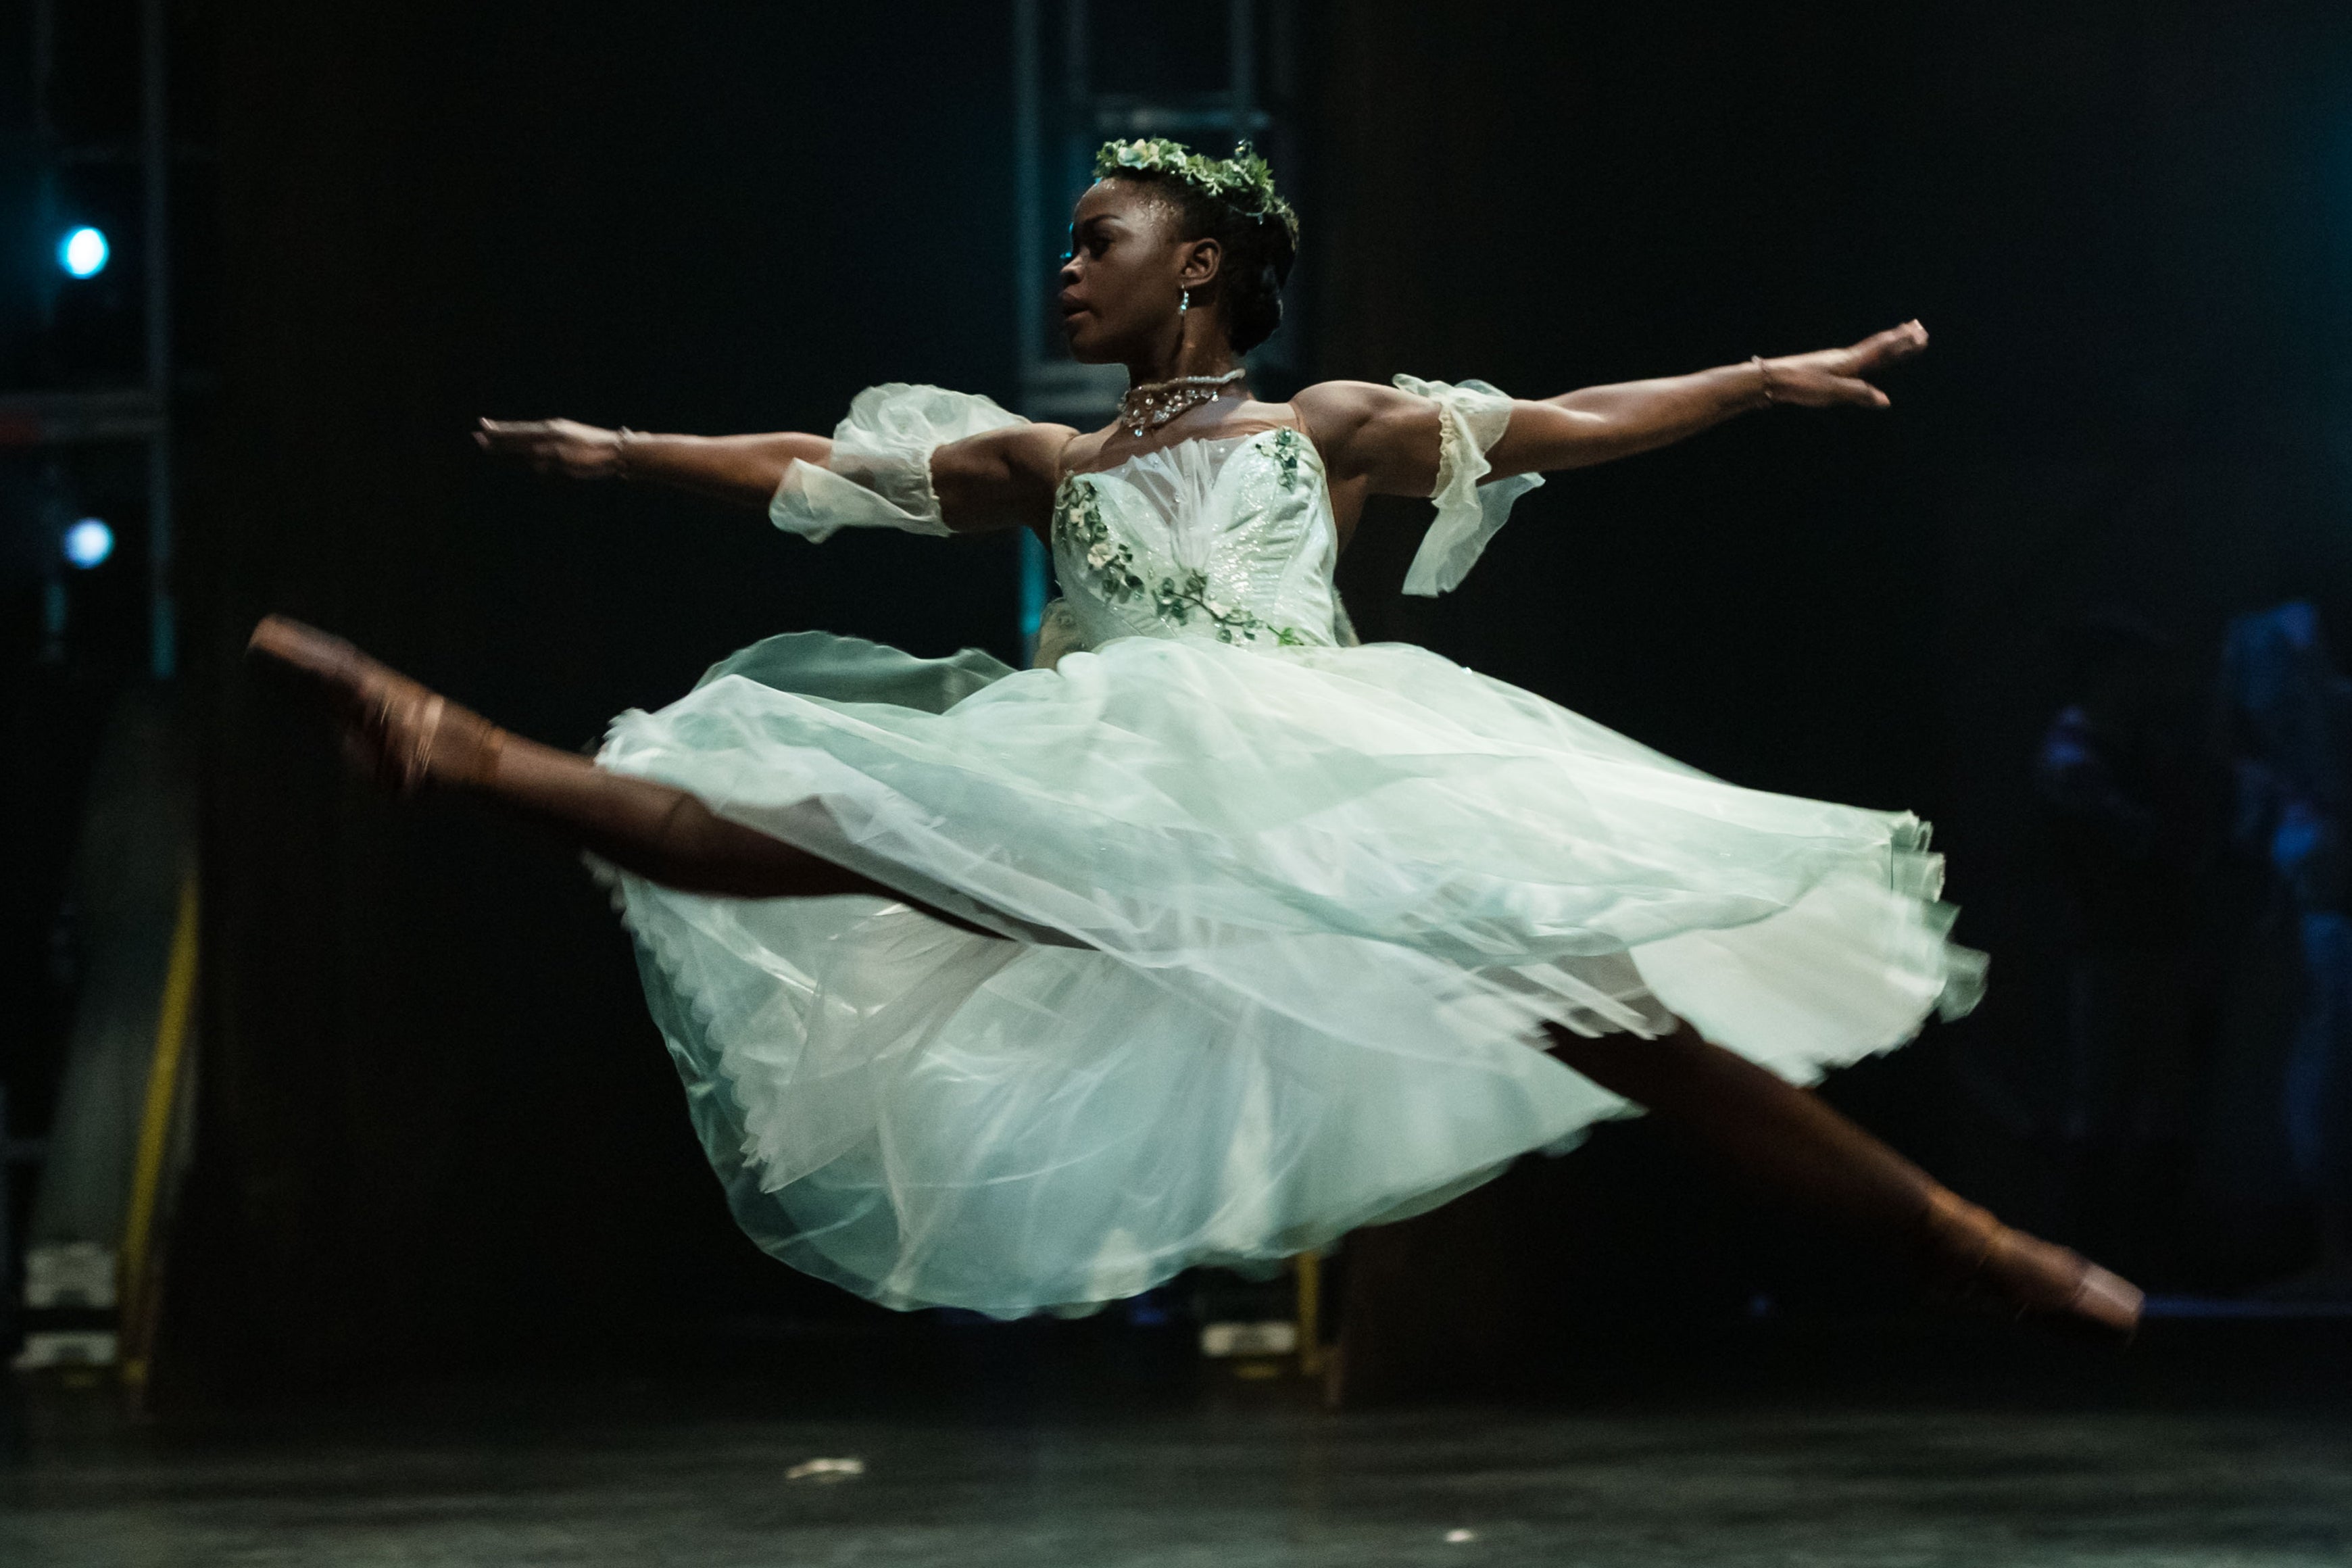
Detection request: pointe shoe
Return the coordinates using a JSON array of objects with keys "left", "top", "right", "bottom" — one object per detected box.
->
[
  {"left": 247, "top": 615, "right": 506, "bottom": 795},
  {"left": 1919, "top": 1190, "right": 2143, "bottom": 1344}
]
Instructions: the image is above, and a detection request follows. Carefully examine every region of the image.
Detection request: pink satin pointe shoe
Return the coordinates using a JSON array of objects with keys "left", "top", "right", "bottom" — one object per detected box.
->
[
  {"left": 1920, "top": 1190, "right": 2143, "bottom": 1344},
  {"left": 247, "top": 614, "right": 506, "bottom": 795}
]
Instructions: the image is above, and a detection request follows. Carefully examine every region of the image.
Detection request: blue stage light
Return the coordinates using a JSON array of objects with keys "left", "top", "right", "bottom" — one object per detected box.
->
[
  {"left": 64, "top": 518, "right": 114, "bottom": 569},
  {"left": 59, "top": 226, "right": 109, "bottom": 278}
]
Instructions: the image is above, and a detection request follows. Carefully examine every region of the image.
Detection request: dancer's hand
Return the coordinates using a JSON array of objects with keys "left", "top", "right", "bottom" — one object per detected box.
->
[
  {"left": 474, "top": 418, "right": 627, "bottom": 479},
  {"left": 1759, "top": 320, "right": 1929, "bottom": 410}
]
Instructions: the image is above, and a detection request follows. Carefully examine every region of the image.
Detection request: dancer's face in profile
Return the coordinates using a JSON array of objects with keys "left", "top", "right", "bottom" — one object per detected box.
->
[{"left": 1058, "top": 180, "right": 1222, "bottom": 364}]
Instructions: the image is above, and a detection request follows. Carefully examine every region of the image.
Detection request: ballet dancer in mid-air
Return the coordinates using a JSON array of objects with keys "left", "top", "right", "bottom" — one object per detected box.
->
[{"left": 252, "top": 137, "right": 2139, "bottom": 1335}]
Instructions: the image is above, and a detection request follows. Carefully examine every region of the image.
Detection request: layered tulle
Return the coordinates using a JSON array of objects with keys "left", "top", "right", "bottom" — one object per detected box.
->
[{"left": 599, "top": 630, "right": 1984, "bottom": 1317}]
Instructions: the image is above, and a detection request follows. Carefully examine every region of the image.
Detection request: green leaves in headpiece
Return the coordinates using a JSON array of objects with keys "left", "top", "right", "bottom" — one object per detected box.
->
[{"left": 1093, "top": 137, "right": 1301, "bottom": 247}]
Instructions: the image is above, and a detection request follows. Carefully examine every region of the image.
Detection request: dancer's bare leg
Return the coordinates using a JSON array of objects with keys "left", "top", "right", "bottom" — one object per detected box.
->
[
  {"left": 1546, "top": 1019, "right": 2144, "bottom": 1338},
  {"left": 251, "top": 618, "right": 2141, "bottom": 1334},
  {"left": 483, "top": 734, "right": 897, "bottom": 900},
  {"left": 248, "top": 615, "right": 998, "bottom": 928}
]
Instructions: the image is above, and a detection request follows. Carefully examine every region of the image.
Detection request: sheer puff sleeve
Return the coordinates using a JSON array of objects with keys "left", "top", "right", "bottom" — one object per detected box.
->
[
  {"left": 1392, "top": 374, "right": 1546, "bottom": 597},
  {"left": 770, "top": 383, "right": 1029, "bottom": 542}
]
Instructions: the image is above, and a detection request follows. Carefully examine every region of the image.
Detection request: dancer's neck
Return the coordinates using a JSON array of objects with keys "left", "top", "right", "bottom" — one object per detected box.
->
[{"left": 1123, "top": 324, "right": 1243, "bottom": 393}]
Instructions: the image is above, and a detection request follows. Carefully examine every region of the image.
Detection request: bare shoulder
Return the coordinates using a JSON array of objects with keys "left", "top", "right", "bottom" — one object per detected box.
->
[
  {"left": 931, "top": 420, "right": 1081, "bottom": 533},
  {"left": 1289, "top": 379, "right": 1422, "bottom": 439},
  {"left": 1290, "top": 379, "right": 1438, "bottom": 489},
  {"left": 933, "top": 420, "right": 1079, "bottom": 487},
  {"left": 1054, "top": 423, "right": 1114, "bottom": 475},
  {"left": 1001, "top": 420, "right": 1085, "bottom": 476}
]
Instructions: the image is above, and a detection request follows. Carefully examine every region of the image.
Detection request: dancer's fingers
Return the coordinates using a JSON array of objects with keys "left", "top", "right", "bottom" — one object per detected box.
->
[
  {"left": 476, "top": 418, "right": 558, "bottom": 455},
  {"left": 1832, "top": 375, "right": 1892, "bottom": 409},
  {"left": 477, "top": 416, "right": 620, "bottom": 479},
  {"left": 1765, "top": 365, "right": 1891, "bottom": 410},
  {"left": 1845, "top": 320, "right": 1928, "bottom": 376}
]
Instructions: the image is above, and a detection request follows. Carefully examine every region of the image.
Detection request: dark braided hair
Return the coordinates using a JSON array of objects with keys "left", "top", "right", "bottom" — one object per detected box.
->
[{"left": 1104, "top": 172, "right": 1298, "bottom": 354}]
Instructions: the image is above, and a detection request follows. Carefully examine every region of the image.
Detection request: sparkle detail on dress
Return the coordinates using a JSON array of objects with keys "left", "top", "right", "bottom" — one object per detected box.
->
[{"left": 1054, "top": 424, "right": 1316, "bottom": 647}]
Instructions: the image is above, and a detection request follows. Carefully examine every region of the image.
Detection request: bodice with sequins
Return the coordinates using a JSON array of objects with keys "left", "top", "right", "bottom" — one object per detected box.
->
[{"left": 1049, "top": 425, "right": 1342, "bottom": 652}]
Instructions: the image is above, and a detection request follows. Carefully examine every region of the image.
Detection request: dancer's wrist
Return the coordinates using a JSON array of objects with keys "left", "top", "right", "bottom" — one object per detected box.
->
[{"left": 1747, "top": 355, "right": 1778, "bottom": 411}]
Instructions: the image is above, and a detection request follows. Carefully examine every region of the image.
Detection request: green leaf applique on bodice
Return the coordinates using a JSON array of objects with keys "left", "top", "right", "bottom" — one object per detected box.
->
[{"left": 1050, "top": 426, "right": 1340, "bottom": 652}]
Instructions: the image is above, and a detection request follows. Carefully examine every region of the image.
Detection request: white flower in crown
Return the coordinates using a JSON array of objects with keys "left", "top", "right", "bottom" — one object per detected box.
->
[{"left": 1087, "top": 541, "right": 1114, "bottom": 568}]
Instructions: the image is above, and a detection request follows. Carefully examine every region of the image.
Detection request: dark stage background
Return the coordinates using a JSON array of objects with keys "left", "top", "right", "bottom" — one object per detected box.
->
[{"left": 121, "top": 1, "right": 2352, "bottom": 1396}]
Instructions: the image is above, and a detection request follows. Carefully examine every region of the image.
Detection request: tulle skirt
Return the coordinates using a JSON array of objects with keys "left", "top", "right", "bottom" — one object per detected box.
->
[{"left": 597, "top": 630, "right": 1984, "bottom": 1317}]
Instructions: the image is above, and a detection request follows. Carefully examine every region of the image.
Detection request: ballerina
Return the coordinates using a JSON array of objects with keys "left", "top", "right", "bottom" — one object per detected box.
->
[{"left": 251, "top": 138, "right": 2140, "bottom": 1336}]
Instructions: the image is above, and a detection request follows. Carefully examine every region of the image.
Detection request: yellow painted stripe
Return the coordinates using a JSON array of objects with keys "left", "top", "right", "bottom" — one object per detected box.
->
[
  {"left": 1294, "top": 1249, "right": 1323, "bottom": 1377},
  {"left": 118, "top": 871, "right": 199, "bottom": 1381}
]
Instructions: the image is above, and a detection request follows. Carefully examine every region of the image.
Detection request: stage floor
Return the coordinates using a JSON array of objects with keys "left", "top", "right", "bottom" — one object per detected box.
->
[{"left": 5, "top": 1388, "right": 2350, "bottom": 1567}]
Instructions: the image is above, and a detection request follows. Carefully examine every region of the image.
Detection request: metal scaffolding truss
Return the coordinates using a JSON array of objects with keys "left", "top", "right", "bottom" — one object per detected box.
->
[
  {"left": 5, "top": 0, "right": 183, "bottom": 1378},
  {"left": 7, "top": 0, "right": 177, "bottom": 680}
]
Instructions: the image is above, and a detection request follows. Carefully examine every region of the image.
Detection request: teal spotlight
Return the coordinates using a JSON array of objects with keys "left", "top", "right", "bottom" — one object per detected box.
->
[
  {"left": 64, "top": 518, "right": 114, "bottom": 569},
  {"left": 59, "top": 226, "right": 109, "bottom": 278}
]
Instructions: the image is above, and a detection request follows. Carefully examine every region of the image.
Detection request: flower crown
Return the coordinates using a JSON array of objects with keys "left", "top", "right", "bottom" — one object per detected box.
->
[{"left": 1094, "top": 137, "right": 1300, "bottom": 247}]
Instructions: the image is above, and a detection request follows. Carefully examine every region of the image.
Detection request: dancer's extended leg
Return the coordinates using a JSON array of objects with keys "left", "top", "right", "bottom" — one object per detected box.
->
[
  {"left": 248, "top": 615, "right": 983, "bottom": 919},
  {"left": 475, "top": 735, "right": 895, "bottom": 900},
  {"left": 250, "top": 616, "right": 2145, "bottom": 1338},
  {"left": 1546, "top": 1020, "right": 2144, "bottom": 1339}
]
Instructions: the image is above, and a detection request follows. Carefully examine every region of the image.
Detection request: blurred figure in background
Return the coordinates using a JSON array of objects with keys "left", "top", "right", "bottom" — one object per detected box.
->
[
  {"left": 2034, "top": 610, "right": 2232, "bottom": 1282},
  {"left": 2218, "top": 602, "right": 2352, "bottom": 1294}
]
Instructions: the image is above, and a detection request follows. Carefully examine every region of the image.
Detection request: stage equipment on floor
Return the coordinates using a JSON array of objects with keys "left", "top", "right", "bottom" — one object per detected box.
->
[{"left": 13, "top": 694, "right": 199, "bottom": 1398}]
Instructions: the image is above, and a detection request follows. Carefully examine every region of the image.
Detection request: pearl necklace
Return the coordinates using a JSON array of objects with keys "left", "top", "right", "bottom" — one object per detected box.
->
[{"left": 1117, "top": 368, "right": 1247, "bottom": 438}]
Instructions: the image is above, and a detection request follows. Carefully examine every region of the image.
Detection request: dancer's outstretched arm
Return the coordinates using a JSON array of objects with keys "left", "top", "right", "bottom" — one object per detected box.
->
[
  {"left": 474, "top": 417, "right": 1075, "bottom": 534},
  {"left": 1296, "top": 320, "right": 1929, "bottom": 503},
  {"left": 474, "top": 418, "right": 827, "bottom": 508}
]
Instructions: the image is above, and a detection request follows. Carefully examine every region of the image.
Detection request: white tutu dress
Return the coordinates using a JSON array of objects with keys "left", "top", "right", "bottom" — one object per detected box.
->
[{"left": 596, "top": 378, "right": 1986, "bottom": 1317}]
